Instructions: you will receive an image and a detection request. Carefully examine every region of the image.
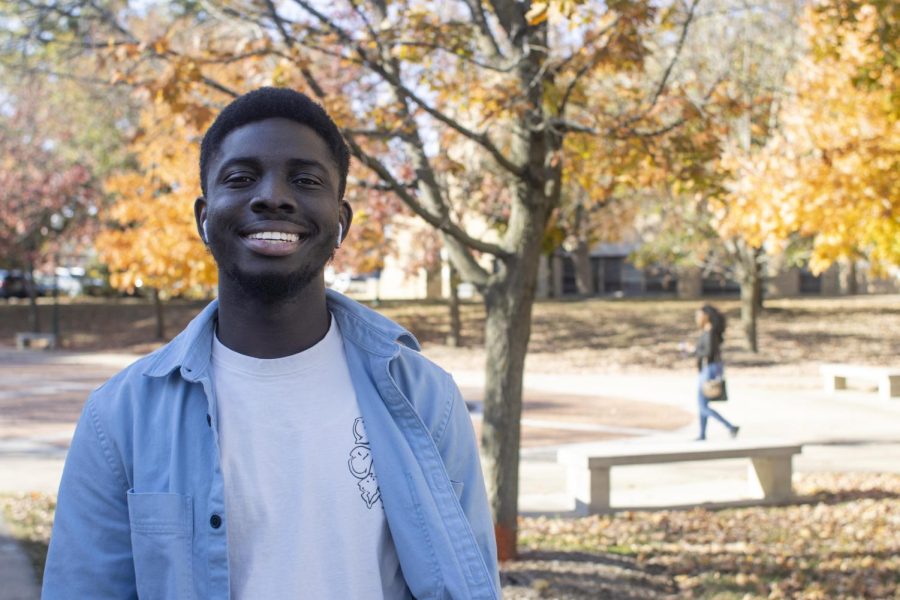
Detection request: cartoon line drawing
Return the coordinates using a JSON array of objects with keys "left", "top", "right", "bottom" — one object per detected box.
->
[{"left": 348, "top": 417, "right": 381, "bottom": 508}]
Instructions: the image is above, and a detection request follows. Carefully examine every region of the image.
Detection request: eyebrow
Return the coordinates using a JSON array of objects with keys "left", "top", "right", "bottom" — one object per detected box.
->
[{"left": 217, "top": 157, "right": 332, "bottom": 176}]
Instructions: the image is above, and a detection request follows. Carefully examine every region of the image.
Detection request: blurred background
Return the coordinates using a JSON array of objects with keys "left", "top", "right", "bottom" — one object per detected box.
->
[{"left": 0, "top": 0, "right": 897, "bottom": 598}]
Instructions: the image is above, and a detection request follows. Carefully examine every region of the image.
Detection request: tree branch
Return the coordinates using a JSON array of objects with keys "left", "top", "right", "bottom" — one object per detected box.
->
[
  {"left": 556, "top": 16, "right": 621, "bottom": 114},
  {"left": 461, "top": 0, "right": 504, "bottom": 58},
  {"left": 343, "top": 134, "right": 509, "bottom": 258},
  {"left": 289, "top": 0, "right": 525, "bottom": 177},
  {"left": 622, "top": 0, "right": 700, "bottom": 127}
]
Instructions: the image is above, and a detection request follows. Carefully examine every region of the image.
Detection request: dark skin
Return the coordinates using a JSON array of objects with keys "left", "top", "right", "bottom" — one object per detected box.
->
[{"left": 194, "top": 118, "right": 352, "bottom": 358}]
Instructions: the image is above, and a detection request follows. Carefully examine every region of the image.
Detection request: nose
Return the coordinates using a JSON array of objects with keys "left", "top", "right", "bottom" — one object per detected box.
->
[{"left": 249, "top": 175, "right": 296, "bottom": 214}]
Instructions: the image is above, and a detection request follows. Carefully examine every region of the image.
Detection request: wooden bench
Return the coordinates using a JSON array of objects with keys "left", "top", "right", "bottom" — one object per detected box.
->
[
  {"left": 557, "top": 440, "right": 802, "bottom": 514},
  {"left": 820, "top": 363, "right": 900, "bottom": 400},
  {"left": 15, "top": 332, "right": 57, "bottom": 350}
]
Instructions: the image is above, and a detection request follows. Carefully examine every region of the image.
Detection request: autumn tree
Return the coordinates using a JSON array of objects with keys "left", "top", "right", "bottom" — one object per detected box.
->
[
  {"left": 7, "top": 0, "right": 706, "bottom": 557},
  {"left": 722, "top": 0, "right": 899, "bottom": 279},
  {"left": 0, "top": 80, "right": 99, "bottom": 330},
  {"left": 630, "top": 0, "right": 806, "bottom": 352}
]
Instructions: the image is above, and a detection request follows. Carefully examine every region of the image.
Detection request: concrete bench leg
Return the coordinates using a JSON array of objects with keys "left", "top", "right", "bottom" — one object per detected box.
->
[
  {"left": 749, "top": 456, "right": 793, "bottom": 502},
  {"left": 879, "top": 377, "right": 900, "bottom": 400},
  {"left": 824, "top": 375, "right": 847, "bottom": 393},
  {"left": 567, "top": 465, "right": 611, "bottom": 515}
]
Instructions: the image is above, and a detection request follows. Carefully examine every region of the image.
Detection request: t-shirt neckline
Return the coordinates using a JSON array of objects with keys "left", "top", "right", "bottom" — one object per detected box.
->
[{"left": 210, "top": 314, "right": 340, "bottom": 377}]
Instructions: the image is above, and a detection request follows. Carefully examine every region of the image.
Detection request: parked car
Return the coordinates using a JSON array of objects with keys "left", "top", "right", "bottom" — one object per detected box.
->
[
  {"left": 36, "top": 267, "right": 106, "bottom": 298},
  {"left": 0, "top": 270, "right": 29, "bottom": 298}
]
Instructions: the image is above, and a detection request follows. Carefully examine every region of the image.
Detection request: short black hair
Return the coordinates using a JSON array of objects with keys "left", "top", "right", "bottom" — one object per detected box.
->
[{"left": 199, "top": 87, "right": 350, "bottom": 200}]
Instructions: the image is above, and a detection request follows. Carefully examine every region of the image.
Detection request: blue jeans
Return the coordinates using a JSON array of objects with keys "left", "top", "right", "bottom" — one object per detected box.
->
[{"left": 697, "top": 361, "right": 735, "bottom": 439}]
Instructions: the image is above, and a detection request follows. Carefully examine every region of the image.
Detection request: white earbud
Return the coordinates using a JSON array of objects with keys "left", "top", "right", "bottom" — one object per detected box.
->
[
  {"left": 202, "top": 220, "right": 209, "bottom": 243},
  {"left": 336, "top": 223, "right": 343, "bottom": 248}
]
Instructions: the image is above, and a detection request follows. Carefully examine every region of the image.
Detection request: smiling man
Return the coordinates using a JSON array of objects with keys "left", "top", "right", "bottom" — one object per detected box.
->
[{"left": 42, "top": 87, "right": 500, "bottom": 599}]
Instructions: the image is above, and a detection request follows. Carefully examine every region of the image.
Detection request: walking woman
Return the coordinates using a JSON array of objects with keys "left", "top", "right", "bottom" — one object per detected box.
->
[{"left": 684, "top": 304, "right": 739, "bottom": 441}]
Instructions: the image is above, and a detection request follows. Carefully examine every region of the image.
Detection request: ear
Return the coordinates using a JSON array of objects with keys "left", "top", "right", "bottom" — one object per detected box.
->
[
  {"left": 338, "top": 199, "right": 353, "bottom": 244},
  {"left": 194, "top": 197, "right": 208, "bottom": 242}
]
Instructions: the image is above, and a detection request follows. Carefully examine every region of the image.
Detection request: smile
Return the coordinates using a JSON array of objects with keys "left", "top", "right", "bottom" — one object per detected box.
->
[
  {"left": 240, "top": 230, "right": 308, "bottom": 257},
  {"left": 246, "top": 231, "right": 301, "bottom": 242}
]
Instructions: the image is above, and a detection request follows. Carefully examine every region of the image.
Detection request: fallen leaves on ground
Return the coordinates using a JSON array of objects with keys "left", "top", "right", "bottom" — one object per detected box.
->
[
  {"left": 509, "top": 473, "right": 900, "bottom": 599},
  {"left": 1, "top": 491, "right": 56, "bottom": 585},
  {"left": 4, "top": 474, "right": 898, "bottom": 597}
]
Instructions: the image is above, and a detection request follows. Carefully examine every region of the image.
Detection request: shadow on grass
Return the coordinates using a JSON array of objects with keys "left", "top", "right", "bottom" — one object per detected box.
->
[{"left": 501, "top": 549, "right": 677, "bottom": 599}]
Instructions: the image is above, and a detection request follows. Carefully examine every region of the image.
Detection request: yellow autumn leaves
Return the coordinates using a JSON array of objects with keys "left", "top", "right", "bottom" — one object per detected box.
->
[
  {"left": 719, "top": 2, "right": 899, "bottom": 275},
  {"left": 96, "top": 100, "right": 217, "bottom": 297}
]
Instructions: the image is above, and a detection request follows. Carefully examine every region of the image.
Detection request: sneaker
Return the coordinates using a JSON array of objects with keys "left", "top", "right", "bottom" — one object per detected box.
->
[{"left": 730, "top": 426, "right": 740, "bottom": 439}]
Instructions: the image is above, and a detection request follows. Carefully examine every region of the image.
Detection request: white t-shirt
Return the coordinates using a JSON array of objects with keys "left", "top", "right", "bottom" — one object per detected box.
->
[{"left": 210, "top": 316, "right": 408, "bottom": 599}]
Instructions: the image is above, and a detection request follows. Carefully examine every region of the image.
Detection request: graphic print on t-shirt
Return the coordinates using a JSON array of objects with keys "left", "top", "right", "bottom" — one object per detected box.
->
[{"left": 348, "top": 417, "right": 382, "bottom": 508}]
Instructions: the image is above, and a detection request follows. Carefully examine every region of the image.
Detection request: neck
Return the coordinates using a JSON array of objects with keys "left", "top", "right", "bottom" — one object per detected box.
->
[{"left": 215, "top": 276, "right": 330, "bottom": 358}]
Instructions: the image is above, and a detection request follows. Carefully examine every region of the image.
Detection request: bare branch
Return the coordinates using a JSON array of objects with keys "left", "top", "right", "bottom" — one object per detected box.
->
[
  {"left": 289, "top": 0, "right": 525, "bottom": 177},
  {"left": 344, "top": 134, "right": 510, "bottom": 258},
  {"left": 349, "top": 178, "right": 418, "bottom": 191},
  {"left": 385, "top": 40, "right": 515, "bottom": 73},
  {"left": 200, "top": 75, "right": 239, "bottom": 98},
  {"left": 556, "top": 16, "right": 621, "bottom": 114},
  {"left": 622, "top": 0, "right": 701, "bottom": 126},
  {"left": 460, "top": 0, "right": 504, "bottom": 58}
]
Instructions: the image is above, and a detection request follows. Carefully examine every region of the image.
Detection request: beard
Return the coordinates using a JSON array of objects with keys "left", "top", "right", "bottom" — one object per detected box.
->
[{"left": 217, "top": 241, "right": 336, "bottom": 305}]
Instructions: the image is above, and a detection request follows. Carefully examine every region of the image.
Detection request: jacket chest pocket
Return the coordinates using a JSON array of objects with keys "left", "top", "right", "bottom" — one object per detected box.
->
[{"left": 127, "top": 491, "right": 193, "bottom": 600}]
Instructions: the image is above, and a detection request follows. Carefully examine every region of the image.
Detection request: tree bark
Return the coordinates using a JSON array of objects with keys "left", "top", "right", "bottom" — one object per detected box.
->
[
  {"left": 739, "top": 267, "right": 761, "bottom": 353},
  {"left": 152, "top": 288, "right": 166, "bottom": 340},
  {"left": 446, "top": 263, "right": 462, "bottom": 347},
  {"left": 573, "top": 239, "right": 593, "bottom": 296},
  {"left": 753, "top": 272, "right": 764, "bottom": 310},
  {"left": 481, "top": 252, "right": 541, "bottom": 561},
  {"left": 27, "top": 263, "right": 41, "bottom": 333},
  {"left": 840, "top": 259, "right": 858, "bottom": 295}
]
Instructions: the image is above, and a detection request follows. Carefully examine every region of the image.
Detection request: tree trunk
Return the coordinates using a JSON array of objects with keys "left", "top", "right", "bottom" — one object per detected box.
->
[
  {"left": 840, "top": 259, "right": 858, "bottom": 295},
  {"left": 753, "top": 273, "right": 764, "bottom": 311},
  {"left": 481, "top": 265, "right": 538, "bottom": 561},
  {"left": 152, "top": 288, "right": 166, "bottom": 340},
  {"left": 572, "top": 239, "right": 593, "bottom": 297},
  {"left": 739, "top": 271, "right": 760, "bottom": 353},
  {"left": 27, "top": 263, "right": 40, "bottom": 332},
  {"left": 446, "top": 264, "right": 462, "bottom": 347}
]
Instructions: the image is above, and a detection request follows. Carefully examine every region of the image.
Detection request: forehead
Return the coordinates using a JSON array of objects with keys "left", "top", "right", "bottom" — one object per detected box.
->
[{"left": 213, "top": 117, "right": 336, "bottom": 171}]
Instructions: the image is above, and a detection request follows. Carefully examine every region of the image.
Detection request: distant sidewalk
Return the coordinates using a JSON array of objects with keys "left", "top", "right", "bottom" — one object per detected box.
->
[{"left": 0, "top": 510, "right": 40, "bottom": 600}]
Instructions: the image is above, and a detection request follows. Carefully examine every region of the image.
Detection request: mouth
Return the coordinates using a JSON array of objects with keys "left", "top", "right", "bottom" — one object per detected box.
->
[{"left": 240, "top": 228, "right": 310, "bottom": 257}]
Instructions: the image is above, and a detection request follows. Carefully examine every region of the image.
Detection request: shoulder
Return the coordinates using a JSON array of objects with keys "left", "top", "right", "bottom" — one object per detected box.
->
[
  {"left": 389, "top": 345, "right": 456, "bottom": 401},
  {"left": 389, "top": 345, "right": 463, "bottom": 443},
  {"left": 87, "top": 342, "right": 186, "bottom": 428}
]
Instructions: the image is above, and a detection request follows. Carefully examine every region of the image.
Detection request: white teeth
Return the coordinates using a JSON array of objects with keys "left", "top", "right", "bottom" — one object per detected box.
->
[{"left": 247, "top": 231, "right": 300, "bottom": 242}]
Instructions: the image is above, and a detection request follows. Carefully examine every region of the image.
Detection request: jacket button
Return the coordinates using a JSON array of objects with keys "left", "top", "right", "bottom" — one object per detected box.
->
[{"left": 210, "top": 514, "right": 222, "bottom": 529}]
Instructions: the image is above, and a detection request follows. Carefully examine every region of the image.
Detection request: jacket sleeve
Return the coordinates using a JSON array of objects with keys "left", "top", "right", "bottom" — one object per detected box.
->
[
  {"left": 694, "top": 331, "right": 713, "bottom": 364},
  {"left": 42, "top": 395, "right": 137, "bottom": 599},
  {"left": 434, "top": 375, "right": 501, "bottom": 597}
]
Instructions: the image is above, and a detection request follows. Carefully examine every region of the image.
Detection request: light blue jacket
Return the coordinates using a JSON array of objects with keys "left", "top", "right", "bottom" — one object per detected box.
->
[{"left": 43, "top": 290, "right": 500, "bottom": 599}]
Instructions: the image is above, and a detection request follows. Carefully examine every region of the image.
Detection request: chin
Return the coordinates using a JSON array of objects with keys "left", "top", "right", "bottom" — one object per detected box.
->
[{"left": 223, "top": 266, "right": 322, "bottom": 303}]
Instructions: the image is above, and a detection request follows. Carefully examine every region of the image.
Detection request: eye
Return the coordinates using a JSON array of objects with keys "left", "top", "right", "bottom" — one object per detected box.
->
[
  {"left": 292, "top": 174, "right": 322, "bottom": 187},
  {"left": 223, "top": 172, "right": 255, "bottom": 185}
]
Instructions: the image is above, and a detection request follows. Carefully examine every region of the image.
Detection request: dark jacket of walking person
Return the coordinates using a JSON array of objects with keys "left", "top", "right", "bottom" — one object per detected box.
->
[{"left": 688, "top": 304, "right": 739, "bottom": 441}]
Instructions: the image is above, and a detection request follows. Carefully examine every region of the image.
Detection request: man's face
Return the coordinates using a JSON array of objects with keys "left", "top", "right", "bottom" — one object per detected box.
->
[{"left": 197, "top": 118, "right": 350, "bottom": 301}]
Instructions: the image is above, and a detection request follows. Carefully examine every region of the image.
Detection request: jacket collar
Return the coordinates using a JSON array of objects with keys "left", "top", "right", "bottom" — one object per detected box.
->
[{"left": 142, "top": 289, "right": 419, "bottom": 380}]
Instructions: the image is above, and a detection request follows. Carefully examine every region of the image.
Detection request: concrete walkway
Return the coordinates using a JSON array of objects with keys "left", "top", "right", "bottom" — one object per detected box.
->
[{"left": 0, "top": 511, "right": 40, "bottom": 599}]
